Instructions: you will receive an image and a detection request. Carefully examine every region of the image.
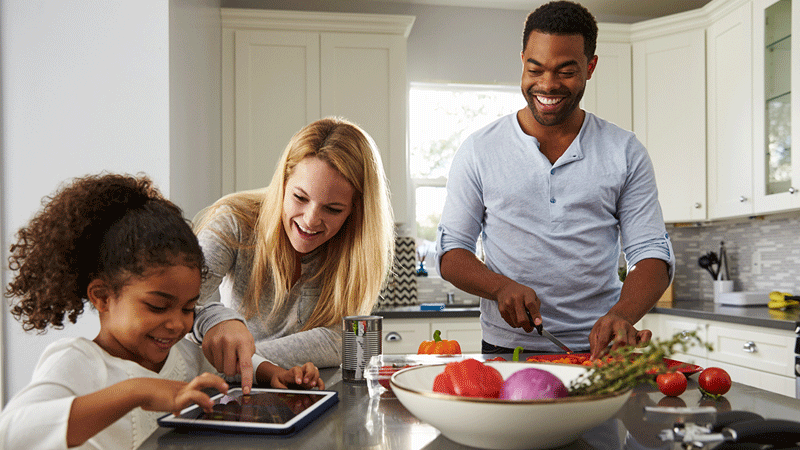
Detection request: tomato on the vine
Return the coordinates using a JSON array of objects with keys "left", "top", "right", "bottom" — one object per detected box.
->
[
  {"left": 698, "top": 367, "right": 731, "bottom": 398},
  {"left": 656, "top": 371, "right": 687, "bottom": 396}
]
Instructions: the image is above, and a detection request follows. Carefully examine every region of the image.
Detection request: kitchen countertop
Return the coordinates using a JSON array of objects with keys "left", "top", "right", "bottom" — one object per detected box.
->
[
  {"left": 140, "top": 363, "right": 800, "bottom": 449},
  {"left": 375, "top": 299, "right": 800, "bottom": 331}
]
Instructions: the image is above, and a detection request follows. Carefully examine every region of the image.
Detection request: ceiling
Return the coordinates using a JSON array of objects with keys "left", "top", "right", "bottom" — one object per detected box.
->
[{"left": 362, "top": 0, "right": 714, "bottom": 22}]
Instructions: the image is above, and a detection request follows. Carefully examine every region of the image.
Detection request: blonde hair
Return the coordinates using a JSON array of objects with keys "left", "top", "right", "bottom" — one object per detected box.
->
[{"left": 195, "top": 117, "right": 395, "bottom": 330}]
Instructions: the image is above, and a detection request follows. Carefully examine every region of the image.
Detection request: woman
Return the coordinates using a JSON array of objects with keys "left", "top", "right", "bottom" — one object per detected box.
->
[{"left": 193, "top": 117, "right": 394, "bottom": 389}]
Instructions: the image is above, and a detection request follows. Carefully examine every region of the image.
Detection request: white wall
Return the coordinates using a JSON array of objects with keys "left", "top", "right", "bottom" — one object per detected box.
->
[{"left": 0, "top": 0, "right": 221, "bottom": 405}]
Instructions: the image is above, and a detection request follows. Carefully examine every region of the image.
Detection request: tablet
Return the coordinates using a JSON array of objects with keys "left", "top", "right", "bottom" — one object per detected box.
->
[{"left": 157, "top": 388, "right": 338, "bottom": 435}]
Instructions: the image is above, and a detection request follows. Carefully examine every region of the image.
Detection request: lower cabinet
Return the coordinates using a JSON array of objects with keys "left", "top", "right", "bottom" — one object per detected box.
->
[
  {"left": 642, "top": 313, "right": 795, "bottom": 397},
  {"left": 383, "top": 317, "right": 482, "bottom": 355}
]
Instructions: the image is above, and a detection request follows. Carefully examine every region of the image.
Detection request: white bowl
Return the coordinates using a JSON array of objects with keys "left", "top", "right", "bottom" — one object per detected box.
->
[{"left": 390, "top": 361, "right": 631, "bottom": 450}]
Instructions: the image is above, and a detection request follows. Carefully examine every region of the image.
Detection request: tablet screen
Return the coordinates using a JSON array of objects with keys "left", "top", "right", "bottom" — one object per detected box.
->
[
  {"left": 158, "top": 388, "right": 338, "bottom": 434},
  {"left": 187, "top": 390, "right": 324, "bottom": 424}
]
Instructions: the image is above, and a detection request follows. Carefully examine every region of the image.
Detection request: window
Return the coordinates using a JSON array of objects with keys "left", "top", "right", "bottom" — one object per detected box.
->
[{"left": 409, "top": 83, "right": 525, "bottom": 276}]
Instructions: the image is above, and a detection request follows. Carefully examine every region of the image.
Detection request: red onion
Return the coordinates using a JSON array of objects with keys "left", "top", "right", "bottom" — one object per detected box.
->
[{"left": 500, "top": 368, "right": 569, "bottom": 400}]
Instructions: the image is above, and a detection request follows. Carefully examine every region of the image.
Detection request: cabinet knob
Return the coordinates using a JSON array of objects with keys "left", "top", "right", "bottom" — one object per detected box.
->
[
  {"left": 789, "top": 187, "right": 797, "bottom": 194},
  {"left": 385, "top": 331, "right": 402, "bottom": 342},
  {"left": 680, "top": 330, "right": 691, "bottom": 341},
  {"left": 694, "top": 202, "right": 702, "bottom": 209},
  {"left": 742, "top": 341, "right": 757, "bottom": 353},
  {"left": 739, "top": 196, "right": 747, "bottom": 202}
]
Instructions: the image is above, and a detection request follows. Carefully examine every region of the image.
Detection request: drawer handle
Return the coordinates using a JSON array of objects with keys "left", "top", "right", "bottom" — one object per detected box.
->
[
  {"left": 742, "top": 341, "right": 757, "bottom": 353},
  {"left": 680, "top": 330, "right": 691, "bottom": 341},
  {"left": 385, "top": 332, "right": 402, "bottom": 342}
]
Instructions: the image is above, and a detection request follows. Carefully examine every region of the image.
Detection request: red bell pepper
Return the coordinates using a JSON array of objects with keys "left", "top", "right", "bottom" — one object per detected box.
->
[{"left": 433, "top": 358, "right": 503, "bottom": 398}]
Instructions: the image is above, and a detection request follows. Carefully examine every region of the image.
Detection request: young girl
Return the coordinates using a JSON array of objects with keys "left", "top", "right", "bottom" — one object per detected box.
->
[
  {"left": 1, "top": 173, "right": 324, "bottom": 450},
  {"left": 191, "top": 117, "right": 395, "bottom": 383}
]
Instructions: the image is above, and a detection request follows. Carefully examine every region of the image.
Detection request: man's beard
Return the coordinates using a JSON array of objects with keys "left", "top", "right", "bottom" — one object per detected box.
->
[{"left": 524, "top": 86, "right": 585, "bottom": 127}]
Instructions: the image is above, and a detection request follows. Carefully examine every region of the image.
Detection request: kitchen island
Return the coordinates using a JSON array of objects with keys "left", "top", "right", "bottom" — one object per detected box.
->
[{"left": 140, "top": 362, "right": 800, "bottom": 450}]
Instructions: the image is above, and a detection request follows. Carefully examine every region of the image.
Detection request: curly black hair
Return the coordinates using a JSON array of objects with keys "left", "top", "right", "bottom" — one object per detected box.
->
[
  {"left": 522, "top": 1, "right": 598, "bottom": 61},
  {"left": 5, "top": 173, "right": 206, "bottom": 332}
]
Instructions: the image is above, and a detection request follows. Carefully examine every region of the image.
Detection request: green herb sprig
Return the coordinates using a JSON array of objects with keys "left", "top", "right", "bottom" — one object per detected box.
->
[{"left": 568, "top": 331, "right": 711, "bottom": 396}]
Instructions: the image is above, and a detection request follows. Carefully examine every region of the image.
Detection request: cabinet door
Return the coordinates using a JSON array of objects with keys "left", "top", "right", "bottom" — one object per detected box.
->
[
  {"left": 231, "top": 30, "right": 320, "bottom": 192},
  {"left": 383, "top": 319, "right": 430, "bottom": 355},
  {"left": 708, "top": 2, "right": 755, "bottom": 219},
  {"left": 437, "top": 320, "right": 483, "bottom": 353},
  {"left": 320, "top": 33, "right": 410, "bottom": 226},
  {"left": 633, "top": 29, "right": 707, "bottom": 223},
  {"left": 753, "top": 0, "right": 800, "bottom": 213},
  {"left": 583, "top": 41, "right": 632, "bottom": 131}
]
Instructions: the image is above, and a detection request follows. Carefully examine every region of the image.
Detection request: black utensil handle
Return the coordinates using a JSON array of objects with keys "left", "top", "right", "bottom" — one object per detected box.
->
[
  {"left": 711, "top": 411, "right": 764, "bottom": 432},
  {"left": 727, "top": 419, "right": 800, "bottom": 445}
]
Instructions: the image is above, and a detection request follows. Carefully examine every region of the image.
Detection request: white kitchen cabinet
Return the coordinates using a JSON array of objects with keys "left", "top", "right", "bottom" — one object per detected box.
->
[
  {"left": 383, "top": 318, "right": 432, "bottom": 355},
  {"left": 583, "top": 25, "right": 632, "bottom": 131},
  {"left": 707, "top": 321, "right": 796, "bottom": 395},
  {"left": 707, "top": 1, "right": 755, "bottom": 219},
  {"left": 645, "top": 313, "right": 796, "bottom": 397},
  {"left": 753, "top": 0, "right": 800, "bottom": 213},
  {"left": 383, "top": 317, "right": 482, "bottom": 355},
  {"left": 220, "top": 9, "right": 415, "bottom": 226},
  {"left": 633, "top": 26, "right": 707, "bottom": 223}
]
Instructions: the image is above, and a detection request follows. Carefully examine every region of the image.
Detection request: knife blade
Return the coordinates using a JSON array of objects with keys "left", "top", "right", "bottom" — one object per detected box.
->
[{"left": 526, "top": 307, "right": 573, "bottom": 354}]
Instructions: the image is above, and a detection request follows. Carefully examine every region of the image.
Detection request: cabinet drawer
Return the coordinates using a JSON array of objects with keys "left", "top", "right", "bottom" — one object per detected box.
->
[
  {"left": 382, "top": 319, "right": 430, "bottom": 355},
  {"left": 661, "top": 317, "right": 709, "bottom": 358},
  {"left": 707, "top": 323, "right": 795, "bottom": 377},
  {"left": 708, "top": 360, "right": 795, "bottom": 398}
]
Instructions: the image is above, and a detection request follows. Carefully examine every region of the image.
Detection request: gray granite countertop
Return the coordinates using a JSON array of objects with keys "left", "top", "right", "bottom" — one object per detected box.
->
[
  {"left": 375, "top": 299, "right": 800, "bottom": 331},
  {"left": 140, "top": 364, "right": 800, "bottom": 449}
]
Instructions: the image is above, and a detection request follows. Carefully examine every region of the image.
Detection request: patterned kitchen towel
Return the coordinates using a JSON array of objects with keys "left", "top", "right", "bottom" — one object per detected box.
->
[{"left": 376, "top": 236, "right": 417, "bottom": 308}]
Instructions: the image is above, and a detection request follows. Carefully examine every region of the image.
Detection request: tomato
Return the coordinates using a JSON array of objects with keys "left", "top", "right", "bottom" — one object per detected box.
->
[
  {"left": 656, "top": 371, "right": 687, "bottom": 396},
  {"left": 698, "top": 367, "right": 731, "bottom": 398}
]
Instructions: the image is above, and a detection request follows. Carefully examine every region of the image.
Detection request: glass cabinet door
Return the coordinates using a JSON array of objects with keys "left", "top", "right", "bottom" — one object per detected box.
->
[{"left": 755, "top": 0, "right": 800, "bottom": 212}]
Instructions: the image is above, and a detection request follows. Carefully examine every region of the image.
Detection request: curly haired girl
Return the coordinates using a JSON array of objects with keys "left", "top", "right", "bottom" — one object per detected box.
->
[{"left": 1, "top": 173, "right": 323, "bottom": 449}]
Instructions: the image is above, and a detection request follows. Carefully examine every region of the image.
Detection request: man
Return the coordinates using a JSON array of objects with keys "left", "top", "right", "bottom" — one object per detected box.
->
[{"left": 436, "top": 0, "right": 673, "bottom": 359}]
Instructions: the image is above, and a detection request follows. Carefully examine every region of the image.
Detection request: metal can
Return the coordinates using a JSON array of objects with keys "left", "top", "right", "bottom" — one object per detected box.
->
[{"left": 342, "top": 315, "right": 382, "bottom": 382}]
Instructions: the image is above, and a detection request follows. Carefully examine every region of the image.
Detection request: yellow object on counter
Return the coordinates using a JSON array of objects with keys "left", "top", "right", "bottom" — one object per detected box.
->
[{"left": 767, "top": 291, "right": 800, "bottom": 309}]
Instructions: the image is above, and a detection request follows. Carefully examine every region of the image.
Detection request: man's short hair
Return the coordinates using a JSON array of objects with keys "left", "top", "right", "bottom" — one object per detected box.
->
[{"left": 522, "top": 1, "right": 598, "bottom": 61}]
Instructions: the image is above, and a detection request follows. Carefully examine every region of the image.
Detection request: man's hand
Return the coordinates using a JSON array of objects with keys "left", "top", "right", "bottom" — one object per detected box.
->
[
  {"left": 494, "top": 280, "right": 541, "bottom": 333},
  {"left": 202, "top": 320, "right": 256, "bottom": 393},
  {"left": 589, "top": 312, "right": 651, "bottom": 359}
]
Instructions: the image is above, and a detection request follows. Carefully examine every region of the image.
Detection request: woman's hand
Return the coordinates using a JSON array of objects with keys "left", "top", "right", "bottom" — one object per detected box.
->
[
  {"left": 139, "top": 373, "right": 229, "bottom": 416},
  {"left": 202, "top": 319, "right": 256, "bottom": 393},
  {"left": 269, "top": 362, "right": 325, "bottom": 390}
]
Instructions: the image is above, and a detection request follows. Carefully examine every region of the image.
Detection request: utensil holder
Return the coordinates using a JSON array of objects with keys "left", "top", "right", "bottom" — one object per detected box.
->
[{"left": 713, "top": 280, "right": 734, "bottom": 302}]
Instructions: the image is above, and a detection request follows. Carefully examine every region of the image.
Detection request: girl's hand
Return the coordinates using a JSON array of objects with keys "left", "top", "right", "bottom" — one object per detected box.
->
[
  {"left": 139, "top": 372, "right": 229, "bottom": 416},
  {"left": 270, "top": 362, "right": 325, "bottom": 390}
]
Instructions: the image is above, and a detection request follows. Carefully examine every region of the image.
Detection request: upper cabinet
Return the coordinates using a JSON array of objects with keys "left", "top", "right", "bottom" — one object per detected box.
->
[
  {"left": 220, "top": 9, "right": 415, "bottom": 228},
  {"left": 753, "top": 0, "right": 800, "bottom": 213},
  {"left": 707, "top": 1, "right": 754, "bottom": 219},
  {"left": 632, "top": 23, "right": 707, "bottom": 222},
  {"left": 583, "top": 25, "right": 633, "bottom": 132}
]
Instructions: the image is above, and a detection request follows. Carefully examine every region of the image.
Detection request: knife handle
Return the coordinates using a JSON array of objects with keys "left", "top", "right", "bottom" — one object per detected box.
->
[
  {"left": 710, "top": 411, "right": 763, "bottom": 432},
  {"left": 726, "top": 419, "right": 800, "bottom": 445}
]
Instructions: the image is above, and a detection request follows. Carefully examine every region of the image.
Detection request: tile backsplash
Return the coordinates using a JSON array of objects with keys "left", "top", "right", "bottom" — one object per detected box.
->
[
  {"left": 378, "top": 211, "right": 800, "bottom": 307},
  {"left": 668, "top": 211, "right": 800, "bottom": 301}
]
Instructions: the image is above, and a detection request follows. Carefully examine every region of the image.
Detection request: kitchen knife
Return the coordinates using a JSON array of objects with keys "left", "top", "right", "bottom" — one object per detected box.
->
[{"left": 526, "top": 307, "right": 573, "bottom": 354}]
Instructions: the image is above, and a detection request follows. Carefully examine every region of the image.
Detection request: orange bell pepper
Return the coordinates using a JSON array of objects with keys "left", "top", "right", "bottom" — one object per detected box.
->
[{"left": 417, "top": 329, "right": 462, "bottom": 355}]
